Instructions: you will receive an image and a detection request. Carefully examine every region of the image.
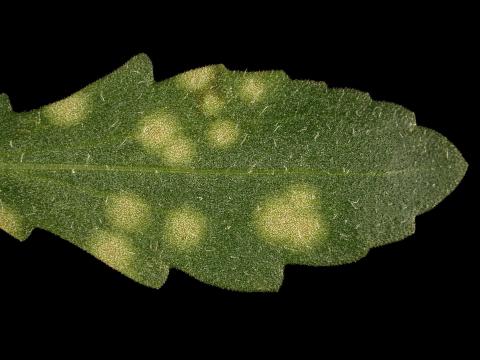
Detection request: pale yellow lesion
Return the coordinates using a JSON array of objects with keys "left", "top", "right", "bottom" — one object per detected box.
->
[
  {"left": 163, "top": 137, "right": 196, "bottom": 166},
  {"left": 240, "top": 77, "right": 266, "bottom": 103},
  {"left": 88, "top": 229, "right": 134, "bottom": 272},
  {"left": 177, "top": 66, "right": 216, "bottom": 92},
  {"left": 285, "top": 184, "right": 318, "bottom": 209},
  {"left": 0, "top": 204, "right": 25, "bottom": 239},
  {"left": 136, "top": 112, "right": 180, "bottom": 153},
  {"left": 163, "top": 206, "right": 207, "bottom": 250},
  {"left": 207, "top": 120, "right": 239, "bottom": 149},
  {"left": 43, "top": 92, "right": 89, "bottom": 127},
  {"left": 201, "top": 93, "right": 224, "bottom": 116},
  {"left": 254, "top": 184, "right": 327, "bottom": 250},
  {"left": 136, "top": 112, "right": 195, "bottom": 166},
  {"left": 105, "top": 192, "right": 151, "bottom": 233}
]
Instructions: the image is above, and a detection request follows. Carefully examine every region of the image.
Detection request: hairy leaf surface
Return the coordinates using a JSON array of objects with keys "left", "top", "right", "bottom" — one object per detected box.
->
[{"left": 0, "top": 54, "right": 467, "bottom": 291}]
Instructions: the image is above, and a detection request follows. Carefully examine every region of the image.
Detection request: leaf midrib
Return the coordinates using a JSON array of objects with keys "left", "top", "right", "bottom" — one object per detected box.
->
[{"left": 0, "top": 161, "right": 420, "bottom": 177}]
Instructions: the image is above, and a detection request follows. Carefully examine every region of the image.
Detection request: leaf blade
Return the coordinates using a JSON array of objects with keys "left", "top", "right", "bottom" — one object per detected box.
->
[{"left": 0, "top": 54, "right": 467, "bottom": 291}]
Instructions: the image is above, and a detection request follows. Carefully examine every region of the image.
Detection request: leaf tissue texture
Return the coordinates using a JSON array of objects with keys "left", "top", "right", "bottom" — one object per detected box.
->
[{"left": 0, "top": 54, "right": 467, "bottom": 291}]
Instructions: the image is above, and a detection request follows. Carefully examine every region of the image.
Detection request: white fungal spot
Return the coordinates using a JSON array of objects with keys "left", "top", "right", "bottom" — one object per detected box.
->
[
  {"left": 240, "top": 77, "right": 265, "bottom": 103},
  {"left": 202, "top": 93, "right": 224, "bottom": 116},
  {"left": 88, "top": 230, "right": 134, "bottom": 272},
  {"left": 0, "top": 204, "right": 25, "bottom": 239},
  {"left": 177, "top": 66, "right": 216, "bottom": 91},
  {"left": 105, "top": 192, "right": 151, "bottom": 233},
  {"left": 43, "top": 92, "right": 89, "bottom": 127},
  {"left": 164, "top": 206, "right": 207, "bottom": 250},
  {"left": 254, "top": 184, "right": 327, "bottom": 250},
  {"left": 207, "top": 120, "right": 239, "bottom": 149}
]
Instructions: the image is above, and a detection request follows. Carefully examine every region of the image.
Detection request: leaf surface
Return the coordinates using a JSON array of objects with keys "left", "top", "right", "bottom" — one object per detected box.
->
[{"left": 0, "top": 54, "right": 467, "bottom": 291}]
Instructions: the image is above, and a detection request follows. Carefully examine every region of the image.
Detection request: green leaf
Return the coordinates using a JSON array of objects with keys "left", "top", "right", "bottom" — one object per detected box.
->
[{"left": 0, "top": 54, "right": 467, "bottom": 291}]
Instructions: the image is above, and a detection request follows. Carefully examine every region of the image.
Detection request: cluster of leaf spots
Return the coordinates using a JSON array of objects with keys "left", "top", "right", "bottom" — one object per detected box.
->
[
  {"left": 0, "top": 54, "right": 467, "bottom": 291},
  {"left": 254, "top": 183, "right": 328, "bottom": 250},
  {"left": 136, "top": 112, "right": 196, "bottom": 166}
]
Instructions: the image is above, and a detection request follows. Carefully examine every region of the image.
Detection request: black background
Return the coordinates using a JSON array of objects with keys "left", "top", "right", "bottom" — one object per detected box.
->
[{"left": 0, "top": 9, "right": 476, "bottom": 332}]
